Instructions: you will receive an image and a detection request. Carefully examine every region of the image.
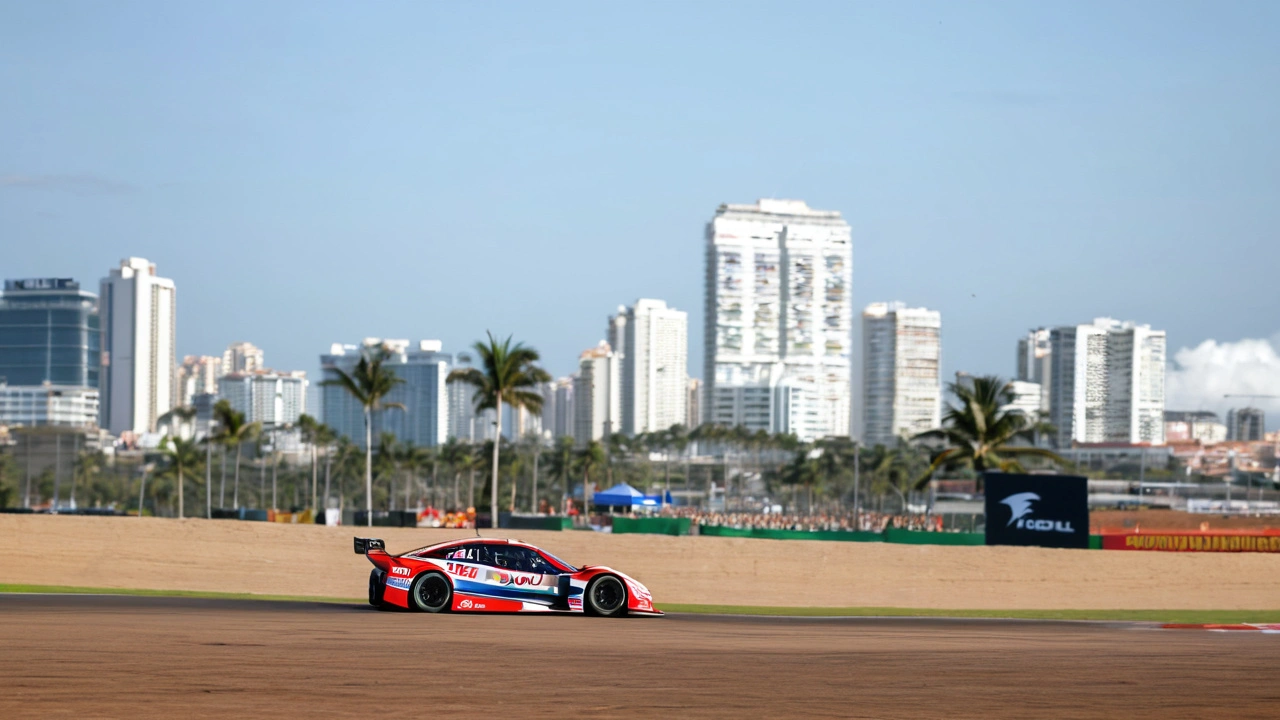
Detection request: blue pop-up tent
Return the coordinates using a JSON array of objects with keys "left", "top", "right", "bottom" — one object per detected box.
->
[{"left": 593, "top": 483, "right": 673, "bottom": 507}]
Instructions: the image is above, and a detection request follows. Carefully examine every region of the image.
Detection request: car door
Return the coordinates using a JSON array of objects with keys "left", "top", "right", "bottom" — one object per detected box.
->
[
  {"left": 439, "top": 543, "right": 486, "bottom": 594},
  {"left": 495, "top": 546, "right": 563, "bottom": 606}
]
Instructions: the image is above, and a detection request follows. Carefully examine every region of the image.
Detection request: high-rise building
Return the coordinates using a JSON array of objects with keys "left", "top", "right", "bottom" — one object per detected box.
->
[
  {"left": 218, "top": 370, "right": 308, "bottom": 427},
  {"left": 573, "top": 341, "right": 620, "bottom": 446},
  {"left": 704, "top": 199, "right": 852, "bottom": 441},
  {"left": 607, "top": 308, "right": 627, "bottom": 361},
  {"left": 861, "top": 302, "right": 942, "bottom": 447},
  {"left": 99, "top": 258, "right": 177, "bottom": 435},
  {"left": 176, "top": 355, "right": 222, "bottom": 407},
  {"left": 1165, "top": 410, "right": 1227, "bottom": 444},
  {"left": 446, "top": 351, "right": 498, "bottom": 443},
  {"left": 1226, "top": 407, "right": 1266, "bottom": 442},
  {"left": 618, "top": 298, "right": 688, "bottom": 436},
  {"left": 686, "top": 378, "right": 701, "bottom": 430},
  {"left": 223, "top": 342, "right": 264, "bottom": 375},
  {"left": 0, "top": 278, "right": 101, "bottom": 428},
  {"left": 322, "top": 339, "right": 450, "bottom": 448},
  {"left": 1048, "top": 318, "right": 1166, "bottom": 447},
  {"left": 552, "top": 376, "right": 575, "bottom": 438},
  {"left": 1016, "top": 328, "right": 1052, "bottom": 413}
]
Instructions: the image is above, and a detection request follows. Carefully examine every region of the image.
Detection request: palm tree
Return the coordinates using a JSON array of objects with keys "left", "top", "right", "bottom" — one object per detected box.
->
[
  {"left": 913, "top": 375, "right": 1063, "bottom": 490},
  {"left": 546, "top": 436, "right": 575, "bottom": 513},
  {"left": 159, "top": 435, "right": 202, "bottom": 519},
  {"left": 783, "top": 446, "right": 822, "bottom": 513},
  {"left": 447, "top": 333, "right": 550, "bottom": 528},
  {"left": 321, "top": 347, "right": 406, "bottom": 527},
  {"left": 574, "top": 440, "right": 606, "bottom": 511},
  {"left": 212, "top": 400, "right": 258, "bottom": 509},
  {"left": 438, "top": 438, "right": 471, "bottom": 511},
  {"left": 315, "top": 423, "right": 338, "bottom": 514},
  {"left": 298, "top": 414, "right": 321, "bottom": 514}
]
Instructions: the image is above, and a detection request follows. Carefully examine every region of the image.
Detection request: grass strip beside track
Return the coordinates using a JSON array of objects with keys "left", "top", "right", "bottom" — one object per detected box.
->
[
  {"left": 663, "top": 604, "right": 1280, "bottom": 623},
  {"left": 4, "top": 585, "right": 1279, "bottom": 624},
  {"left": 0, "top": 584, "right": 361, "bottom": 604}
]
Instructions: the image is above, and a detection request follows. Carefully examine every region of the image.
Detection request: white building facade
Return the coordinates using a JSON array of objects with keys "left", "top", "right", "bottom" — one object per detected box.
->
[
  {"left": 619, "top": 298, "right": 688, "bottom": 436},
  {"left": 1049, "top": 318, "right": 1166, "bottom": 447},
  {"left": 0, "top": 384, "right": 100, "bottom": 428},
  {"left": 573, "top": 342, "right": 620, "bottom": 446},
  {"left": 176, "top": 355, "right": 222, "bottom": 407},
  {"left": 861, "top": 302, "right": 942, "bottom": 447},
  {"left": 218, "top": 370, "right": 308, "bottom": 427},
  {"left": 704, "top": 199, "right": 852, "bottom": 442},
  {"left": 99, "top": 257, "right": 177, "bottom": 435},
  {"left": 223, "top": 342, "right": 264, "bottom": 375}
]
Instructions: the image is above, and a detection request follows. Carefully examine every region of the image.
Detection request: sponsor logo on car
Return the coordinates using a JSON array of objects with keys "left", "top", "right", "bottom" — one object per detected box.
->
[
  {"left": 447, "top": 563, "right": 479, "bottom": 579},
  {"left": 568, "top": 597, "right": 583, "bottom": 609},
  {"left": 489, "top": 570, "right": 512, "bottom": 585},
  {"left": 458, "top": 598, "right": 486, "bottom": 610},
  {"left": 391, "top": 567, "right": 410, "bottom": 576},
  {"left": 386, "top": 577, "right": 412, "bottom": 590}
]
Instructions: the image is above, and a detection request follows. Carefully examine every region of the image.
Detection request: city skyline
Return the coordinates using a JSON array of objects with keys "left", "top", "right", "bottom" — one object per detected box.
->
[{"left": 4, "top": 3, "right": 1278, "bottom": 430}]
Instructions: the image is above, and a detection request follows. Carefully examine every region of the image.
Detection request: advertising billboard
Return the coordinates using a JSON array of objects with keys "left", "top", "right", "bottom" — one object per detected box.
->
[{"left": 984, "top": 473, "right": 1089, "bottom": 549}]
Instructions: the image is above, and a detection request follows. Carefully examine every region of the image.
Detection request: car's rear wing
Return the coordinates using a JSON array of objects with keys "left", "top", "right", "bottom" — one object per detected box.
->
[{"left": 354, "top": 537, "right": 385, "bottom": 555}]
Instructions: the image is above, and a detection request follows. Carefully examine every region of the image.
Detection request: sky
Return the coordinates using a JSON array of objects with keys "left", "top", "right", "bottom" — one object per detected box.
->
[{"left": 2, "top": 1, "right": 1278, "bottom": 425}]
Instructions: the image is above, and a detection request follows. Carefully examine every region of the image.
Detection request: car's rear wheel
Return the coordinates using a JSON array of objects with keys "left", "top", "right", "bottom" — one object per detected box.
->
[
  {"left": 585, "top": 575, "right": 628, "bottom": 617},
  {"left": 368, "top": 570, "right": 385, "bottom": 607},
  {"left": 410, "top": 571, "right": 452, "bottom": 613}
]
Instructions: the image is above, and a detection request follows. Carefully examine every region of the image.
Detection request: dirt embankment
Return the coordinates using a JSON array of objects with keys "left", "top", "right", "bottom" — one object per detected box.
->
[{"left": 2, "top": 514, "right": 1278, "bottom": 609}]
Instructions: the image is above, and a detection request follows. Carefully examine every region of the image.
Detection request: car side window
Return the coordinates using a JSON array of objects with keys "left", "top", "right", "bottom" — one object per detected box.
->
[{"left": 444, "top": 544, "right": 489, "bottom": 563}]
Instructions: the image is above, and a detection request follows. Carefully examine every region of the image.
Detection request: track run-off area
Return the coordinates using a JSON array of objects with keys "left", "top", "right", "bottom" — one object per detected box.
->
[{"left": 2, "top": 594, "right": 1277, "bottom": 719}]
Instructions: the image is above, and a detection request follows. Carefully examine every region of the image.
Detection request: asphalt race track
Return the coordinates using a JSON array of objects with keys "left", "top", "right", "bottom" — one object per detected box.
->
[{"left": 1, "top": 595, "right": 1275, "bottom": 719}]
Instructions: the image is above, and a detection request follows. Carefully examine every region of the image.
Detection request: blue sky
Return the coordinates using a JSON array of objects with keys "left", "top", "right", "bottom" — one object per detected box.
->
[{"left": 2, "top": 1, "right": 1278, "bottom": 421}]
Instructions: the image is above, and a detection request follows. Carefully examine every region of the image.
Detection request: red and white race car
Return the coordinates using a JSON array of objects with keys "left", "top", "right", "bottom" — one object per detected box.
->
[{"left": 356, "top": 536, "right": 661, "bottom": 617}]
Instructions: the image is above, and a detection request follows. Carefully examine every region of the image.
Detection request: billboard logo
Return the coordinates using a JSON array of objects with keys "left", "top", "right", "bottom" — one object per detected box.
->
[{"left": 1000, "top": 492, "right": 1074, "bottom": 533}]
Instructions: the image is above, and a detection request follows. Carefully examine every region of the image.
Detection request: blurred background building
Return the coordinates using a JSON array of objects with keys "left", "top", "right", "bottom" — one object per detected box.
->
[{"left": 704, "top": 199, "right": 852, "bottom": 441}]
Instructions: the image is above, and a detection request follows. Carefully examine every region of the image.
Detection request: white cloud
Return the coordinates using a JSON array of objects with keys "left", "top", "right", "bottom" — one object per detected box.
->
[{"left": 1166, "top": 337, "right": 1280, "bottom": 423}]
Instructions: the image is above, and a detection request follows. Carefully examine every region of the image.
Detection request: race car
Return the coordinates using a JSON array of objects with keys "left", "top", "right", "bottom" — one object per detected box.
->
[{"left": 355, "top": 536, "right": 661, "bottom": 617}]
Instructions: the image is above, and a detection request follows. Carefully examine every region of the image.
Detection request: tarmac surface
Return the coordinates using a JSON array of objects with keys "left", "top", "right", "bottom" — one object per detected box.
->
[{"left": 2, "top": 595, "right": 1277, "bottom": 718}]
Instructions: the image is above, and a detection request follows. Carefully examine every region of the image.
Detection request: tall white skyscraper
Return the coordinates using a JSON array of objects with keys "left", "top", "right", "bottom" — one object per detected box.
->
[
  {"left": 573, "top": 341, "right": 620, "bottom": 446},
  {"left": 223, "top": 342, "right": 264, "bottom": 375},
  {"left": 99, "top": 257, "right": 177, "bottom": 435},
  {"left": 704, "top": 199, "right": 852, "bottom": 441},
  {"left": 1049, "top": 318, "right": 1166, "bottom": 447},
  {"left": 619, "top": 298, "right": 688, "bottom": 436},
  {"left": 861, "top": 302, "right": 942, "bottom": 447}
]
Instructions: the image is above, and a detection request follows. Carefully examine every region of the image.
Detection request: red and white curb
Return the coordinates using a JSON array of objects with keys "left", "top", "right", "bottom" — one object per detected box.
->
[{"left": 1162, "top": 623, "right": 1280, "bottom": 633}]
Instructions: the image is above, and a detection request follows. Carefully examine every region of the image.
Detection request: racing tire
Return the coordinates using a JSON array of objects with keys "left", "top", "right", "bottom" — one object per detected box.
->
[
  {"left": 368, "top": 570, "right": 385, "bottom": 607},
  {"left": 409, "top": 571, "right": 452, "bottom": 613},
  {"left": 585, "top": 575, "right": 628, "bottom": 618}
]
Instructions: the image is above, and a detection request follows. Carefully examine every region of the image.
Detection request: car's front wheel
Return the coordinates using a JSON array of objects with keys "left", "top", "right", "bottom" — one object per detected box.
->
[
  {"left": 585, "top": 575, "right": 628, "bottom": 617},
  {"left": 410, "top": 571, "right": 452, "bottom": 613}
]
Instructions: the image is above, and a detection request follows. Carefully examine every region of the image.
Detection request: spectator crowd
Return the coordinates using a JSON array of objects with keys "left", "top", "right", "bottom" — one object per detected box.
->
[{"left": 657, "top": 507, "right": 944, "bottom": 533}]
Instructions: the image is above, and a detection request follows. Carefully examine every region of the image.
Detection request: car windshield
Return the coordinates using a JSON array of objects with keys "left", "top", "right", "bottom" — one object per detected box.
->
[{"left": 539, "top": 550, "right": 577, "bottom": 573}]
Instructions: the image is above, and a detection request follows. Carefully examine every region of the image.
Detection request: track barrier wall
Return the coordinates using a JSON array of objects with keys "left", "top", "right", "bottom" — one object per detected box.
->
[
  {"left": 1102, "top": 530, "right": 1280, "bottom": 553},
  {"left": 503, "top": 515, "right": 574, "bottom": 531},
  {"left": 611, "top": 517, "right": 691, "bottom": 536}
]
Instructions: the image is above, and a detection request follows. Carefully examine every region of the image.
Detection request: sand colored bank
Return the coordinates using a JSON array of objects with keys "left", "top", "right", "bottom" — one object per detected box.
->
[{"left": 2, "top": 514, "right": 1278, "bottom": 609}]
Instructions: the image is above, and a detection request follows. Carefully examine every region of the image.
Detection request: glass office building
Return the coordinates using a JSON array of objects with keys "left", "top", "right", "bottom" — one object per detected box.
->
[
  {"left": 321, "top": 339, "right": 450, "bottom": 449},
  {"left": 0, "top": 278, "right": 100, "bottom": 388}
]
